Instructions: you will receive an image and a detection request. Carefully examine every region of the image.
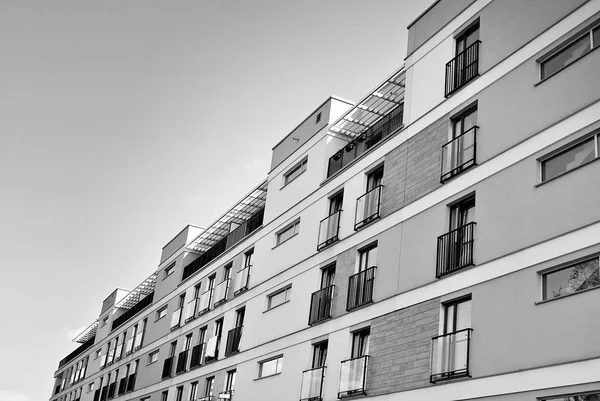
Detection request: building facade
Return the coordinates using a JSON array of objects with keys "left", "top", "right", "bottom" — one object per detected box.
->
[{"left": 50, "top": 1, "right": 600, "bottom": 401}]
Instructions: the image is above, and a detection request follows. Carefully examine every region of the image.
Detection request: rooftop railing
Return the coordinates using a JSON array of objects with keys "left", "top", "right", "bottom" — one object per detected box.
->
[
  {"left": 441, "top": 127, "right": 477, "bottom": 182},
  {"left": 111, "top": 291, "right": 154, "bottom": 332},
  {"left": 317, "top": 210, "right": 341, "bottom": 251},
  {"left": 430, "top": 328, "right": 473, "bottom": 382},
  {"left": 338, "top": 355, "right": 369, "bottom": 398},
  {"left": 436, "top": 222, "right": 476, "bottom": 278},
  {"left": 300, "top": 366, "right": 326, "bottom": 401},
  {"left": 445, "top": 41, "right": 481, "bottom": 97},
  {"left": 58, "top": 336, "right": 95, "bottom": 369},
  {"left": 354, "top": 185, "right": 383, "bottom": 230},
  {"left": 347, "top": 267, "right": 376, "bottom": 311},
  {"left": 309, "top": 285, "right": 334, "bottom": 325}
]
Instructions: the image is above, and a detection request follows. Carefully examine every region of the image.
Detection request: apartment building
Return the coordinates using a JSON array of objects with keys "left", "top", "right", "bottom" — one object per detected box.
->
[{"left": 50, "top": 1, "right": 600, "bottom": 401}]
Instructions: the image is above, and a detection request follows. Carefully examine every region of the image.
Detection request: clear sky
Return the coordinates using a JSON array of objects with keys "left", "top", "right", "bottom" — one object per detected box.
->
[{"left": 0, "top": 1, "right": 432, "bottom": 400}]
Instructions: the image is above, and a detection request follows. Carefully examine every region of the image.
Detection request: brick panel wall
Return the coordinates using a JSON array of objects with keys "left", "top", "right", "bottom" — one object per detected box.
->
[
  {"left": 330, "top": 246, "right": 357, "bottom": 318},
  {"left": 366, "top": 297, "right": 440, "bottom": 395}
]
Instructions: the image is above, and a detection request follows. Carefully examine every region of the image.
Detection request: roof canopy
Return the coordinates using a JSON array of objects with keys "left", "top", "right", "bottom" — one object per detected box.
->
[{"left": 72, "top": 320, "right": 99, "bottom": 343}]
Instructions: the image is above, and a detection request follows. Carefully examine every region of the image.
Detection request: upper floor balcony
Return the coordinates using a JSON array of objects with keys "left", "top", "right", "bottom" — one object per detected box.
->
[
  {"left": 338, "top": 355, "right": 369, "bottom": 398},
  {"left": 347, "top": 267, "right": 376, "bottom": 311},
  {"left": 436, "top": 222, "right": 476, "bottom": 278},
  {"left": 430, "top": 328, "right": 473, "bottom": 382},
  {"left": 300, "top": 366, "right": 326, "bottom": 401},
  {"left": 317, "top": 210, "right": 341, "bottom": 251},
  {"left": 445, "top": 41, "right": 481, "bottom": 97}
]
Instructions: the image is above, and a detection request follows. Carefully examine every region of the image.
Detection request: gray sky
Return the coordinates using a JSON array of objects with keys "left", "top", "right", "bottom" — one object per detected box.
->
[{"left": 0, "top": 1, "right": 431, "bottom": 400}]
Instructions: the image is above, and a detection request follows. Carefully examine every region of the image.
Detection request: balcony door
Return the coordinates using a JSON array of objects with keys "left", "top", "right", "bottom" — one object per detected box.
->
[
  {"left": 235, "top": 308, "right": 245, "bottom": 328},
  {"left": 351, "top": 329, "right": 370, "bottom": 359},
  {"left": 443, "top": 298, "right": 472, "bottom": 376},
  {"left": 455, "top": 24, "right": 480, "bottom": 86},
  {"left": 366, "top": 166, "right": 383, "bottom": 192},
  {"left": 449, "top": 196, "right": 475, "bottom": 269},
  {"left": 321, "top": 264, "right": 336, "bottom": 289},
  {"left": 450, "top": 107, "right": 477, "bottom": 172},
  {"left": 312, "top": 341, "right": 328, "bottom": 369}
]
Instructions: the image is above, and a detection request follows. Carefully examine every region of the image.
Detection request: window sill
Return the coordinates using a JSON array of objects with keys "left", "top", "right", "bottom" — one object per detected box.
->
[
  {"left": 263, "top": 300, "right": 290, "bottom": 313},
  {"left": 535, "top": 46, "right": 600, "bottom": 87},
  {"left": 534, "top": 284, "right": 600, "bottom": 305},
  {"left": 534, "top": 156, "right": 600, "bottom": 188},
  {"left": 254, "top": 372, "right": 282, "bottom": 381},
  {"left": 272, "top": 232, "right": 299, "bottom": 250}
]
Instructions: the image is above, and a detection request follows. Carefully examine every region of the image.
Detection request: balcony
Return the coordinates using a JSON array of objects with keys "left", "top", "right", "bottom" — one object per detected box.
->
[
  {"left": 225, "top": 326, "right": 243, "bottom": 356},
  {"left": 125, "top": 337, "right": 134, "bottom": 355},
  {"left": 430, "top": 328, "right": 473, "bottom": 383},
  {"left": 185, "top": 298, "right": 199, "bottom": 323},
  {"left": 327, "top": 104, "right": 404, "bottom": 179},
  {"left": 126, "top": 373, "right": 136, "bottom": 392},
  {"left": 317, "top": 210, "right": 341, "bottom": 251},
  {"left": 58, "top": 336, "right": 96, "bottom": 369},
  {"left": 162, "top": 356, "right": 174, "bottom": 379},
  {"left": 213, "top": 278, "right": 230, "bottom": 307},
  {"left": 354, "top": 185, "right": 383, "bottom": 230},
  {"left": 189, "top": 343, "right": 205, "bottom": 369},
  {"left": 346, "top": 267, "right": 376, "bottom": 311},
  {"left": 445, "top": 41, "right": 481, "bottom": 97},
  {"left": 441, "top": 127, "right": 478, "bottom": 182},
  {"left": 204, "top": 335, "right": 221, "bottom": 364},
  {"left": 234, "top": 265, "right": 251, "bottom": 295},
  {"left": 176, "top": 350, "right": 189, "bottom": 374},
  {"left": 117, "top": 378, "right": 126, "bottom": 396},
  {"left": 300, "top": 366, "right": 325, "bottom": 401},
  {"left": 436, "top": 222, "right": 476, "bottom": 278},
  {"left": 198, "top": 289, "right": 212, "bottom": 315},
  {"left": 182, "top": 206, "right": 265, "bottom": 282},
  {"left": 111, "top": 291, "right": 154, "bottom": 332},
  {"left": 170, "top": 308, "right": 183, "bottom": 330},
  {"left": 133, "top": 331, "right": 144, "bottom": 351},
  {"left": 338, "top": 355, "right": 369, "bottom": 398},
  {"left": 308, "top": 285, "right": 334, "bottom": 325},
  {"left": 218, "top": 390, "right": 234, "bottom": 400}
]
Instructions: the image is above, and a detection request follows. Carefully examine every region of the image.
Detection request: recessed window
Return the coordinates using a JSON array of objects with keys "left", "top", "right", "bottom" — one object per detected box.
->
[
  {"left": 540, "top": 20, "right": 600, "bottom": 80},
  {"left": 258, "top": 355, "right": 283, "bottom": 378},
  {"left": 542, "top": 257, "right": 600, "bottom": 300},
  {"left": 161, "top": 391, "right": 168, "bottom": 401},
  {"left": 541, "top": 391, "right": 600, "bottom": 401},
  {"left": 316, "top": 112, "right": 322, "bottom": 124},
  {"left": 164, "top": 262, "right": 175, "bottom": 279},
  {"left": 88, "top": 383, "right": 94, "bottom": 392},
  {"left": 156, "top": 306, "right": 168, "bottom": 321},
  {"left": 276, "top": 220, "right": 300, "bottom": 246},
  {"left": 283, "top": 157, "right": 308, "bottom": 186},
  {"left": 267, "top": 285, "right": 292, "bottom": 310},
  {"left": 95, "top": 349, "right": 102, "bottom": 359},
  {"left": 100, "top": 316, "right": 108, "bottom": 327},
  {"left": 541, "top": 133, "right": 599, "bottom": 182},
  {"left": 147, "top": 350, "right": 159, "bottom": 365}
]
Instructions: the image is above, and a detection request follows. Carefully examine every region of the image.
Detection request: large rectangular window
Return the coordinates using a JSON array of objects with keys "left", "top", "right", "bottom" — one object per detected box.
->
[
  {"left": 276, "top": 220, "right": 300, "bottom": 246},
  {"left": 267, "top": 285, "right": 291, "bottom": 310},
  {"left": 541, "top": 133, "right": 599, "bottom": 182},
  {"left": 283, "top": 157, "right": 308, "bottom": 186},
  {"left": 258, "top": 355, "right": 283, "bottom": 378},
  {"left": 543, "top": 257, "right": 600, "bottom": 300},
  {"left": 540, "top": 20, "right": 600, "bottom": 80}
]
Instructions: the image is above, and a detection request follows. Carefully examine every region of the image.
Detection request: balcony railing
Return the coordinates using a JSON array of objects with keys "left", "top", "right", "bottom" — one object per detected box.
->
[
  {"left": 181, "top": 207, "right": 265, "bottom": 281},
  {"left": 185, "top": 298, "right": 199, "bottom": 323},
  {"left": 176, "top": 350, "right": 189, "bottom": 374},
  {"left": 189, "top": 343, "right": 206, "bottom": 369},
  {"left": 234, "top": 265, "right": 251, "bottom": 295},
  {"left": 354, "top": 185, "right": 383, "bottom": 230},
  {"left": 441, "top": 127, "right": 478, "bottom": 182},
  {"left": 58, "top": 336, "right": 95, "bottom": 369},
  {"left": 204, "top": 335, "right": 221, "bottom": 364},
  {"left": 328, "top": 104, "right": 404, "bottom": 178},
  {"left": 126, "top": 373, "right": 136, "bottom": 392},
  {"left": 213, "top": 278, "right": 230, "bottom": 307},
  {"left": 133, "top": 331, "right": 144, "bottom": 351},
  {"left": 111, "top": 291, "right": 154, "bottom": 332},
  {"left": 346, "top": 267, "right": 376, "bottom": 311},
  {"left": 99, "top": 354, "right": 107, "bottom": 370},
  {"left": 317, "top": 210, "right": 341, "bottom": 251},
  {"left": 117, "top": 378, "right": 126, "bottom": 396},
  {"left": 338, "top": 355, "right": 369, "bottom": 398},
  {"left": 198, "top": 289, "right": 212, "bottom": 315},
  {"left": 93, "top": 389, "right": 100, "bottom": 401},
  {"left": 445, "top": 41, "right": 481, "bottom": 97},
  {"left": 197, "top": 397, "right": 213, "bottom": 401},
  {"left": 106, "top": 348, "right": 114, "bottom": 365},
  {"left": 300, "top": 366, "right": 326, "bottom": 401},
  {"left": 225, "top": 326, "right": 243, "bottom": 356},
  {"left": 430, "top": 328, "right": 473, "bottom": 382},
  {"left": 309, "top": 285, "right": 334, "bottom": 325},
  {"left": 436, "top": 222, "right": 476, "bottom": 278},
  {"left": 162, "top": 356, "right": 174, "bottom": 379},
  {"left": 218, "top": 390, "right": 234, "bottom": 400},
  {"left": 170, "top": 308, "right": 183, "bottom": 330},
  {"left": 125, "top": 337, "right": 134, "bottom": 355}
]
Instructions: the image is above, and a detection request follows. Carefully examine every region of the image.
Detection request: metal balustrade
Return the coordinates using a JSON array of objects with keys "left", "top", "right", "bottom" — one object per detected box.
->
[
  {"left": 300, "top": 366, "right": 326, "bottom": 401},
  {"left": 354, "top": 185, "right": 383, "bottom": 230},
  {"left": 125, "top": 337, "right": 134, "bottom": 355},
  {"left": 198, "top": 289, "right": 212, "bottom": 315},
  {"left": 309, "top": 285, "right": 334, "bottom": 325},
  {"left": 111, "top": 291, "right": 154, "bottom": 332},
  {"left": 430, "top": 328, "right": 473, "bottom": 382},
  {"left": 189, "top": 342, "right": 205, "bottom": 369},
  {"left": 338, "top": 355, "right": 369, "bottom": 398},
  {"left": 213, "top": 278, "right": 230, "bottom": 307},
  {"left": 234, "top": 265, "right": 251, "bottom": 295},
  {"left": 445, "top": 41, "right": 481, "bottom": 97},
  {"left": 225, "top": 326, "right": 243, "bottom": 356},
  {"left": 436, "top": 222, "right": 476, "bottom": 278},
  {"left": 317, "top": 210, "right": 341, "bottom": 251},
  {"left": 170, "top": 308, "right": 183, "bottom": 330},
  {"left": 176, "top": 350, "right": 189, "bottom": 374},
  {"left": 346, "top": 267, "right": 376, "bottom": 311},
  {"left": 441, "top": 127, "right": 478, "bottom": 182},
  {"left": 126, "top": 373, "right": 136, "bottom": 392},
  {"left": 218, "top": 390, "right": 234, "bottom": 400},
  {"left": 185, "top": 298, "right": 199, "bottom": 323},
  {"left": 133, "top": 331, "right": 144, "bottom": 351},
  {"left": 114, "top": 343, "right": 123, "bottom": 361},
  {"left": 99, "top": 354, "right": 107, "bottom": 370}
]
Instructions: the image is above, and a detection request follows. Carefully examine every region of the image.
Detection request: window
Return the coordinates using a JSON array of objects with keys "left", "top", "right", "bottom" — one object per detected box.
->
[
  {"left": 542, "top": 257, "right": 600, "bottom": 300},
  {"left": 258, "top": 355, "right": 283, "bottom": 378},
  {"left": 540, "top": 20, "right": 600, "bottom": 80},
  {"left": 147, "top": 350, "right": 159, "bottom": 365},
  {"left": 541, "top": 391, "right": 600, "bottom": 401},
  {"left": 101, "top": 316, "right": 109, "bottom": 327},
  {"left": 316, "top": 112, "right": 322, "bottom": 124},
  {"left": 366, "top": 166, "right": 384, "bottom": 192},
  {"left": 140, "top": 397, "right": 151, "bottom": 401},
  {"left": 156, "top": 306, "right": 167, "bottom": 321},
  {"left": 189, "top": 382, "right": 198, "bottom": 400},
  {"left": 164, "top": 262, "right": 175, "bottom": 278},
  {"left": 328, "top": 191, "right": 344, "bottom": 215},
  {"left": 449, "top": 195, "right": 475, "bottom": 232},
  {"left": 283, "top": 157, "right": 308, "bottom": 186},
  {"left": 267, "top": 285, "right": 292, "bottom": 310},
  {"left": 175, "top": 386, "right": 183, "bottom": 401},
  {"left": 95, "top": 349, "right": 102, "bottom": 359},
  {"left": 88, "top": 383, "right": 94, "bottom": 392},
  {"left": 541, "top": 132, "right": 599, "bottom": 182},
  {"left": 276, "top": 220, "right": 300, "bottom": 245},
  {"left": 235, "top": 307, "right": 246, "bottom": 327},
  {"left": 321, "top": 264, "right": 336, "bottom": 289},
  {"left": 169, "top": 341, "right": 177, "bottom": 357},
  {"left": 456, "top": 22, "right": 479, "bottom": 55},
  {"left": 161, "top": 392, "right": 168, "bottom": 401},
  {"left": 351, "top": 328, "right": 370, "bottom": 358},
  {"left": 443, "top": 105, "right": 478, "bottom": 181},
  {"left": 358, "top": 243, "right": 378, "bottom": 272},
  {"left": 204, "top": 377, "right": 214, "bottom": 397},
  {"left": 244, "top": 249, "right": 253, "bottom": 268},
  {"left": 225, "top": 370, "right": 236, "bottom": 392},
  {"left": 312, "top": 341, "right": 328, "bottom": 369}
]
